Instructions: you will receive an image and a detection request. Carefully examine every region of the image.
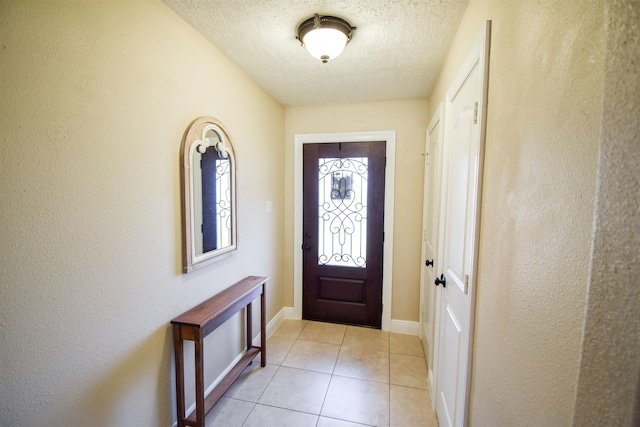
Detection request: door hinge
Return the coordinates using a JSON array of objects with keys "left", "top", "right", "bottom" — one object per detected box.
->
[
  {"left": 473, "top": 102, "right": 479, "bottom": 124},
  {"left": 464, "top": 274, "right": 469, "bottom": 294}
]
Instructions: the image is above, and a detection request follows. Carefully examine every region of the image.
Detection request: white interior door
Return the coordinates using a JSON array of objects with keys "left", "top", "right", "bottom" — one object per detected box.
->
[
  {"left": 420, "top": 104, "right": 444, "bottom": 397},
  {"left": 435, "top": 22, "right": 490, "bottom": 427}
]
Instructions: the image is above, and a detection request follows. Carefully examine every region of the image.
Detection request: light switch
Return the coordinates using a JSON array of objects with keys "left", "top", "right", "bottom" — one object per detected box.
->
[{"left": 265, "top": 201, "right": 272, "bottom": 214}]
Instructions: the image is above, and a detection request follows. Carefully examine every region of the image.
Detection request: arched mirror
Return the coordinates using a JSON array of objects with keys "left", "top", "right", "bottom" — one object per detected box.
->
[{"left": 181, "top": 117, "right": 237, "bottom": 273}]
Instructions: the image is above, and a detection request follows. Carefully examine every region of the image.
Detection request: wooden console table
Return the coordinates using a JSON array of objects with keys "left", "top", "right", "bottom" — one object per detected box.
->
[{"left": 171, "top": 276, "right": 267, "bottom": 427}]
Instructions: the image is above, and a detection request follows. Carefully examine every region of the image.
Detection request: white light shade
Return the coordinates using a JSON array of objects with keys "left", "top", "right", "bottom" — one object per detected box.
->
[{"left": 302, "top": 28, "right": 348, "bottom": 63}]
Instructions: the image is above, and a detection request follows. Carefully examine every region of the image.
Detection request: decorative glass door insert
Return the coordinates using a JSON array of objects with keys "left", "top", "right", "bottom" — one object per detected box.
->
[{"left": 317, "top": 157, "right": 368, "bottom": 268}]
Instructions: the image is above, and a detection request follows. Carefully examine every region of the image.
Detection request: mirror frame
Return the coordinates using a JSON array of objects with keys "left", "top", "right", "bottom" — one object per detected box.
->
[{"left": 180, "top": 116, "right": 237, "bottom": 273}]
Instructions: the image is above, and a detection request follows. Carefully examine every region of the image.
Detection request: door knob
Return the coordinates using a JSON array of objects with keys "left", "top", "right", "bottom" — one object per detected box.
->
[
  {"left": 425, "top": 259, "right": 434, "bottom": 267},
  {"left": 434, "top": 274, "right": 446, "bottom": 288}
]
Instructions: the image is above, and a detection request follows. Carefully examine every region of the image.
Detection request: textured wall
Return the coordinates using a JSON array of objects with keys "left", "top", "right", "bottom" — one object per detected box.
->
[
  {"left": 429, "top": 0, "right": 605, "bottom": 425},
  {"left": 0, "top": 1, "right": 284, "bottom": 425},
  {"left": 284, "top": 99, "right": 430, "bottom": 322},
  {"left": 573, "top": 0, "right": 640, "bottom": 424}
]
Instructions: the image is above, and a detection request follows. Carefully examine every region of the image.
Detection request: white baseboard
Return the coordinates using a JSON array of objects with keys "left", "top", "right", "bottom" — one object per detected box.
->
[
  {"left": 266, "top": 307, "right": 285, "bottom": 338},
  {"left": 281, "top": 308, "right": 420, "bottom": 336},
  {"left": 390, "top": 319, "right": 420, "bottom": 335},
  {"left": 283, "top": 306, "right": 298, "bottom": 320},
  {"left": 252, "top": 307, "right": 286, "bottom": 346}
]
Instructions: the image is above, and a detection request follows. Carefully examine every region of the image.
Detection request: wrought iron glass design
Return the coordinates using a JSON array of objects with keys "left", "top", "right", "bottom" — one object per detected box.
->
[
  {"left": 199, "top": 147, "right": 232, "bottom": 254},
  {"left": 214, "top": 158, "right": 232, "bottom": 249},
  {"left": 318, "top": 157, "right": 368, "bottom": 267}
]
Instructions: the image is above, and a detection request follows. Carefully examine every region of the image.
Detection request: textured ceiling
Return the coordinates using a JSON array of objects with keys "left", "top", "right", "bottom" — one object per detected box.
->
[{"left": 162, "top": 0, "right": 469, "bottom": 106}]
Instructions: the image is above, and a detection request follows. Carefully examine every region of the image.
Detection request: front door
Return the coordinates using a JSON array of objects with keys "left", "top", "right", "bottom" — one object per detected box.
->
[
  {"left": 302, "top": 141, "right": 386, "bottom": 328},
  {"left": 435, "top": 22, "right": 490, "bottom": 427}
]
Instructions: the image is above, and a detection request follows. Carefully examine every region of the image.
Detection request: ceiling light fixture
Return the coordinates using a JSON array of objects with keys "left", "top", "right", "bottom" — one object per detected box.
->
[{"left": 296, "top": 14, "right": 356, "bottom": 63}]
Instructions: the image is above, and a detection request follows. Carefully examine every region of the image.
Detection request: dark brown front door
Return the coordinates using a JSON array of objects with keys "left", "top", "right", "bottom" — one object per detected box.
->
[{"left": 302, "top": 141, "right": 386, "bottom": 328}]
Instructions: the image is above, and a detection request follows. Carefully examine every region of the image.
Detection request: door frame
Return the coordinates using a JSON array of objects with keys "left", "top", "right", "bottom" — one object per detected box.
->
[
  {"left": 419, "top": 103, "right": 444, "bottom": 399},
  {"left": 294, "top": 131, "right": 396, "bottom": 331}
]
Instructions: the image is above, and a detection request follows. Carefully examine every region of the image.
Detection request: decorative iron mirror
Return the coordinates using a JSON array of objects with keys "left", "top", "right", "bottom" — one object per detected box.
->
[{"left": 180, "top": 117, "right": 237, "bottom": 273}]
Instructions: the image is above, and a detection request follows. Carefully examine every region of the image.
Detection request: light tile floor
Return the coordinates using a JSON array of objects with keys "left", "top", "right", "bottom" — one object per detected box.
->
[{"left": 206, "top": 320, "right": 439, "bottom": 427}]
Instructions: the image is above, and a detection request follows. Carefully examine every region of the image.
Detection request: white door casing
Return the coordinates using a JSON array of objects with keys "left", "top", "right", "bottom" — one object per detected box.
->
[
  {"left": 419, "top": 103, "right": 444, "bottom": 399},
  {"left": 435, "top": 22, "right": 491, "bottom": 427}
]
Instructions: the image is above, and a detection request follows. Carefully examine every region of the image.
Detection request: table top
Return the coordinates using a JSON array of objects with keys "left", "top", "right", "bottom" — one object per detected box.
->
[{"left": 171, "top": 276, "right": 268, "bottom": 328}]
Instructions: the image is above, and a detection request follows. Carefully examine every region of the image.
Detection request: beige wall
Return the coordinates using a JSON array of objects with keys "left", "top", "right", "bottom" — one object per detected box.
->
[
  {"left": 573, "top": 0, "right": 640, "bottom": 424},
  {"left": 284, "top": 100, "right": 429, "bottom": 322},
  {"left": 429, "top": 0, "right": 604, "bottom": 425},
  {"left": 0, "top": 1, "right": 284, "bottom": 425},
  {"left": 3, "top": 0, "right": 631, "bottom": 425}
]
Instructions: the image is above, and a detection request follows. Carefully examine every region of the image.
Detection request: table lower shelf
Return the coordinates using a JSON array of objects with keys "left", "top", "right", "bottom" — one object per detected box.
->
[{"left": 184, "top": 346, "right": 262, "bottom": 426}]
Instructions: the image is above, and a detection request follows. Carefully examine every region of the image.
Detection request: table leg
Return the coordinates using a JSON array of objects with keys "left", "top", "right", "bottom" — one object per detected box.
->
[
  {"left": 261, "top": 285, "right": 266, "bottom": 367},
  {"left": 194, "top": 333, "right": 205, "bottom": 427},
  {"left": 173, "top": 325, "right": 185, "bottom": 427},
  {"left": 246, "top": 301, "right": 253, "bottom": 352}
]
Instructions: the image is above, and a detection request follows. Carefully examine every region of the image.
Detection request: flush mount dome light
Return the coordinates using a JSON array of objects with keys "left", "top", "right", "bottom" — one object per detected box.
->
[{"left": 296, "top": 14, "right": 356, "bottom": 63}]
